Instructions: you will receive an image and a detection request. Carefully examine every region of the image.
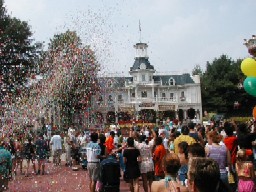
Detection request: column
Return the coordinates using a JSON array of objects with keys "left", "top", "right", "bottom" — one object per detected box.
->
[
  {"left": 157, "top": 88, "right": 160, "bottom": 100},
  {"left": 128, "top": 88, "right": 131, "bottom": 102},
  {"left": 184, "top": 109, "right": 187, "bottom": 120},
  {"left": 115, "top": 96, "right": 118, "bottom": 124},
  {"left": 152, "top": 86, "right": 154, "bottom": 101}
]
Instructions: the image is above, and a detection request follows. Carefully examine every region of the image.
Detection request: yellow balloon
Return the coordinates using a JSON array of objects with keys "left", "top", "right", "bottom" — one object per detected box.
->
[{"left": 241, "top": 58, "right": 256, "bottom": 77}]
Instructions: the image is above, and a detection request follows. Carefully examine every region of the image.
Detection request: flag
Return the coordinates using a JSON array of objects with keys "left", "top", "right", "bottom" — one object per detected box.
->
[{"left": 139, "top": 20, "right": 141, "bottom": 32}]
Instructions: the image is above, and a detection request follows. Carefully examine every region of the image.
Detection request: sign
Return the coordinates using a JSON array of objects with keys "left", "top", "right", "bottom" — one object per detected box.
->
[
  {"left": 158, "top": 105, "right": 175, "bottom": 111},
  {"left": 139, "top": 103, "right": 155, "bottom": 107},
  {"left": 118, "top": 106, "right": 134, "bottom": 111}
]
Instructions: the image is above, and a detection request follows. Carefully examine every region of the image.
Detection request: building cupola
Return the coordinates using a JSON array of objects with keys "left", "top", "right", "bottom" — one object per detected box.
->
[{"left": 130, "top": 42, "right": 154, "bottom": 72}]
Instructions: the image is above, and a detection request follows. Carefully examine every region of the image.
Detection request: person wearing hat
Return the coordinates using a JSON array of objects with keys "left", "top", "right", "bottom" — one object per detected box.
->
[{"left": 0, "top": 138, "right": 12, "bottom": 191}]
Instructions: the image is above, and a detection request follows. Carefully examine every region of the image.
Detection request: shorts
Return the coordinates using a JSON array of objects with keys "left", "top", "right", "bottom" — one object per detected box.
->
[
  {"left": 25, "top": 154, "right": 35, "bottom": 160},
  {"left": 87, "top": 162, "right": 100, "bottom": 181},
  {"left": 146, "top": 171, "right": 154, "bottom": 180},
  {"left": 53, "top": 149, "right": 62, "bottom": 158},
  {"left": 71, "top": 148, "right": 79, "bottom": 160},
  {"left": 15, "top": 152, "right": 23, "bottom": 160}
]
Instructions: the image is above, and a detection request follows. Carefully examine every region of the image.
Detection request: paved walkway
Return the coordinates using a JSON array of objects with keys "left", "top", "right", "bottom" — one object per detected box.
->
[{"left": 8, "top": 159, "right": 131, "bottom": 192}]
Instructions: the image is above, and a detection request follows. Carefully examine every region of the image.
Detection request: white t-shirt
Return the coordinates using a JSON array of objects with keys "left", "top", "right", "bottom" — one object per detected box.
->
[
  {"left": 163, "top": 138, "right": 169, "bottom": 149},
  {"left": 144, "top": 130, "right": 149, "bottom": 138},
  {"left": 86, "top": 142, "right": 101, "bottom": 162},
  {"left": 50, "top": 135, "right": 62, "bottom": 151},
  {"left": 149, "top": 138, "right": 155, "bottom": 147},
  {"left": 159, "top": 128, "right": 165, "bottom": 135}
]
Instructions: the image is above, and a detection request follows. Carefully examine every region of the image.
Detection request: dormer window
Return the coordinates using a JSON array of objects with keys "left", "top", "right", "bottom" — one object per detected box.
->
[
  {"left": 169, "top": 78, "right": 175, "bottom": 85},
  {"left": 107, "top": 80, "right": 113, "bottom": 87}
]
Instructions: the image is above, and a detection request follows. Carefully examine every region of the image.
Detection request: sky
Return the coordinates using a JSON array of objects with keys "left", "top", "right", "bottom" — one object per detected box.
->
[{"left": 4, "top": 0, "right": 256, "bottom": 76}]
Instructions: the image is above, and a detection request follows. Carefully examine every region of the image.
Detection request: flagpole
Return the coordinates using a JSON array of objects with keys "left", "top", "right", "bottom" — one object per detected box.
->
[{"left": 139, "top": 20, "right": 141, "bottom": 43}]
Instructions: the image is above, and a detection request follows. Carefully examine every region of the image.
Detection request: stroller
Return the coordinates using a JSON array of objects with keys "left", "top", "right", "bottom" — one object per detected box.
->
[
  {"left": 79, "top": 146, "right": 87, "bottom": 169},
  {"left": 100, "top": 156, "right": 121, "bottom": 192}
]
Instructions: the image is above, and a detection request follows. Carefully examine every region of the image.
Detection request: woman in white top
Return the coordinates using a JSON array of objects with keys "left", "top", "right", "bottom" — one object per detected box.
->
[{"left": 136, "top": 135, "right": 154, "bottom": 192}]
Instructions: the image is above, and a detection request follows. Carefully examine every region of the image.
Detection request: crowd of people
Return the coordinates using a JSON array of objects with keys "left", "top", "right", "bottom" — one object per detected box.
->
[{"left": 0, "top": 119, "right": 256, "bottom": 192}]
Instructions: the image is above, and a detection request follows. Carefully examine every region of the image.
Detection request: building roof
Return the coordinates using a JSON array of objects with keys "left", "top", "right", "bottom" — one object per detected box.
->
[
  {"left": 153, "top": 73, "right": 195, "bottom": 85},
  {"left": 98, "top": 73, "right": 195, "bottom": 88},
  {"left": 130, "top": 58, "right": 154, "bottom": 71}
]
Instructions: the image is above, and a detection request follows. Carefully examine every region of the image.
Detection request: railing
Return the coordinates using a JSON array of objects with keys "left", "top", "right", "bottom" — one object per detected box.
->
[
  {"left": 129, "top": 97, "right": 177, "bottom": 103},
  {"left": 125, "top": 80, "right": 162, "bottom": 87},
  {"left": 95, "top": 97, "right": 180, "bottom": 106}
]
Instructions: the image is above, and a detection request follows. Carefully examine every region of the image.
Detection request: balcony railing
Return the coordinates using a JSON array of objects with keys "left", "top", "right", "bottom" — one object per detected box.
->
[
  {"left": 125, "top": 80, "right": 162, "bottom": 87},
  {"left": 94, "top": 97, "right": 179, "bottom": 107}
]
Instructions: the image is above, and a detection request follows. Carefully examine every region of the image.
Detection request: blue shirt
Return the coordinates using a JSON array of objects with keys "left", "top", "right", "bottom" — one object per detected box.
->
[{"left": 0, "top": 146, "right": 12, "bottom": 177}]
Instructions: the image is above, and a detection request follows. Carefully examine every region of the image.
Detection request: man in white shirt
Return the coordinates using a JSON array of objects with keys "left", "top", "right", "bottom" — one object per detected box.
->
[
  {"left": 50, "top": 131, "right": 62, "bottom": 166},
  {"left": 86, "top": 132, "right": 101, "bottom": 192}
]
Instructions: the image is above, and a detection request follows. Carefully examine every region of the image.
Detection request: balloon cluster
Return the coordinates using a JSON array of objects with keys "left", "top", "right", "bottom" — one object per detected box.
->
[{"left": 241, "top": 58, "right": 256, "bottom": 96}]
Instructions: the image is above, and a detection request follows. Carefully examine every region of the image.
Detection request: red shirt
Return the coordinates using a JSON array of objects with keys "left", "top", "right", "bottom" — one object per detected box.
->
[
  {"left": 224, "top": 136, "right": 238, "bottom": 165},
  {"left": 105, "top": 136, "right": 114, "bottom": 154},
  {"left": 153, "top": 144, "right": 166, "bottom": 176}
]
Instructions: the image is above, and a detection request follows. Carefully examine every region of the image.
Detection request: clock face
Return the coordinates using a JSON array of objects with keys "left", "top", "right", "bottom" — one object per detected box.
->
[{"left": 140, "top": 63, "right": 146, "bottom": 69}]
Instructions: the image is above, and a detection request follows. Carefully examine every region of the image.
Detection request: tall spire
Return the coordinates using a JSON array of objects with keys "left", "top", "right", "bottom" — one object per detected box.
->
[{"left": 139, "top": 20, "right": 142, "bottom": 43}]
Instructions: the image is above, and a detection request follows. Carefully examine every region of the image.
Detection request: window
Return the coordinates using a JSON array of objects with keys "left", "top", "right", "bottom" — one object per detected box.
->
[
  {"left": 169, "top": 78, "right": 175, "bottom": 85},
  {"left": 170, "top": 93, "right": 174, "bottom": 100},
  {"left": 154, "top": 91, "right": 157, "bottom": 98},
  {"left": 108, "top": 95, "right": 113, "bottom": 101},
  {"left": 162, "top": 92, "right": 166, "bottom": 98},
  {"left": 142, "top": 75, "right": 145, "bottom": 81},
  {"left": 118, "top": 95, "right": 123, "bottom": 101},
  {"left": 107, "top": 80, "right": 113, "bottom": 87},
  {"left": 180, "top": 91, "right": 186, "bottom": 101},
  {"left": 141, "top": 91, "right": 147, "bottom": 98},
  {"left": 131, "top": 92, "right": 135, "bottom": 97}
]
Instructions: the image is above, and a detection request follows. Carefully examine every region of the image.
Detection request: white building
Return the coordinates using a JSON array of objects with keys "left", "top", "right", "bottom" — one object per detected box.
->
[{"left": 91, "top": 42, "right": 202, "bottom": 125}]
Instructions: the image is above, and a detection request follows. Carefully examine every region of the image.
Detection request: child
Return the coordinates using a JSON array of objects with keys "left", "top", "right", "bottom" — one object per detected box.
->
[
  {"left": 236, "top": 149, "right": 255, "bottom": 192},
  {"left": 177, "top": 141, "right": 189, "bottom": 186}
]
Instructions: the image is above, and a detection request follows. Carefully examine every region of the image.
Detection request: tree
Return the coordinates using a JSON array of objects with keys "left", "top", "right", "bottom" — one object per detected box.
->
[
  {"left": 0, "top": 0, "right": 39, "bottom": 104},
  {"left": 192, "top": 64, "right": 203, "bottom": 76},
  {"left": 43, "top": 30, "right": 99, "bottom": 126},
  {"left": 201, "top": 55, "right": 256, "bottom": 116}
]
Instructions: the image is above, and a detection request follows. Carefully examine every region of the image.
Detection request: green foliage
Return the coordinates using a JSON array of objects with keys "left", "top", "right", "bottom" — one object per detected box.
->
[
  {"left": 45, "top": 30, "right": 99, "bottom": 126},
  {"left": 201, "top": 55, "right": 256, "bottom": 115},
  {"left": 192, "top": 64, "right": 203, "bottom": 76},
  {"left": 0, "top": 0, "right": 41, "bottom": 101}
]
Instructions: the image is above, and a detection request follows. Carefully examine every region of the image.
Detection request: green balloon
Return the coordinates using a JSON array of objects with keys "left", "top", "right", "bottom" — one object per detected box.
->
[{"left": 244, "top": 77, "right": 256, "bottom": 97}]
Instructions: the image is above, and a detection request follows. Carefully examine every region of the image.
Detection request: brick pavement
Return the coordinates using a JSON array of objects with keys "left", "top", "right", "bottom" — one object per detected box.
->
[{"left": 8, "top": 160, "right": 131, "bottom": 192}]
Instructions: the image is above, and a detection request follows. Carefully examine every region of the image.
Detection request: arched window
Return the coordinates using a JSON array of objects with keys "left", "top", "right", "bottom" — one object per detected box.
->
[{"left": 169, "top": 78, "right": 175, "bottom": 85}]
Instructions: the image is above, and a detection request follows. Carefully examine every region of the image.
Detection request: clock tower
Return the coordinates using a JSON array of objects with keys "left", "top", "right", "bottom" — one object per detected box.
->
[{"left": 129, "top": 42, "right": 155, "bottom": 83}]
